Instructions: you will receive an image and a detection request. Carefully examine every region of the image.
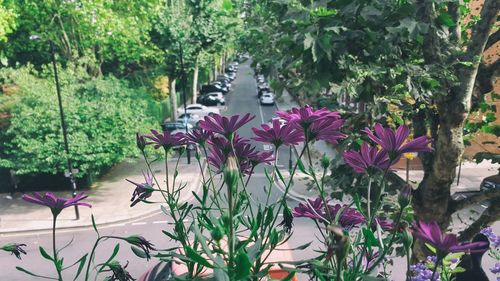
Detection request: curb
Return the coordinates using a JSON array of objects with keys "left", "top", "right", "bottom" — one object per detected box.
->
[{"left": 0, "top": 162, "right": 207, "bottom": 237}]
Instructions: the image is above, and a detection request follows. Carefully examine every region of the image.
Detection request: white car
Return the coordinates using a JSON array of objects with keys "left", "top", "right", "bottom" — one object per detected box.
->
[
  {"left": 177, "top": 113, "right": 201, "bottom": 127},
  {"left": 260, "top": 92, "right": 275, "bottom": 105},
  {"left": 205, "top": 92, "right": 225, "bottom": 105},
  {"left": 177, "top": 104, "right": 220, "bottom": 117}
]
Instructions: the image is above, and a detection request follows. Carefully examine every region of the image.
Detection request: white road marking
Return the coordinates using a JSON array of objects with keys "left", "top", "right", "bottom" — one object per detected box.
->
[
  {"left": 131, "top": 222, "right": 147, "bottom": 226},
  {"left": 481, "top": 204, "right": 488, "bottom": 209},
  {"left": 258, "top": 102, "right": 265, "bottom": 124},
  {"left": 153, "top": 221, "right": 167, "bottom": 224}
]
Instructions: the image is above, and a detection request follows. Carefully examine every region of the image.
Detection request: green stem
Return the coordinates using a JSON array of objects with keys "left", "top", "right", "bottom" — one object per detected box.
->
[
  {"left": 367, "top": 178, "right": 373, "bottom": 220},
  {"left": 405, "top": 250, "right": 411, "bottom": 281},
  {"left": 431, "top": 259, "right": 440, "bottom": 281},
  {"left": 52, "top": 215, "right": 63, "bottom": 281},
  {"left": 165, "top": 150, "right": 170, "bottom": 194},
  {"left": 84, "top": 236, "right": 104, "bottom": 281}
]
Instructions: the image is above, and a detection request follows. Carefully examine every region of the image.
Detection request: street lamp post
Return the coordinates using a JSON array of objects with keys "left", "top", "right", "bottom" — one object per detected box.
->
[
  {"left": 31, "top": 35, "right": 80, "bottom": 219},
  {"left": 178, "top": 43, "right": 191, "bottom": 164}
]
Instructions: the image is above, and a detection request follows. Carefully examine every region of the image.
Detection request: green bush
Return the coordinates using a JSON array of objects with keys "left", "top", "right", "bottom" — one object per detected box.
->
[{"left": 0, "top": 67, "right": 160, "bottom": 177}]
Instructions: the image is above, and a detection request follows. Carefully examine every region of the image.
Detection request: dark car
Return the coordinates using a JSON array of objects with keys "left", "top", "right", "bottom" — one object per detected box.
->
[
  {"left": 197, "top": 94, "right": 220, "bottom": 106},
  {"left": 201, "top": 84, "right": 228, "bottom": 95},
  {"left": 480, "top": 174, "right": 500, "bottom": 191}
]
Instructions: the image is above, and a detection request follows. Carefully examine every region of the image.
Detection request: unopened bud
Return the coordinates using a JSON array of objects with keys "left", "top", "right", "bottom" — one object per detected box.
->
[
  {"left": 211, "top": 224, "right": 225, "bottom": 241},
  {"left": 136, "top": 133, "right": 146, "bottom": 151},
  {"left": 401, "top": 227, "right": 413, "bottom": 251},
  {"left": 398, "top": 184, "right": 413, "bottom": 208},
  {"left": 223, "top": 156, "right": 239, "bottom": 191},
  {"left": 321, "top": 154, "right": 330, "bottom": 169}
]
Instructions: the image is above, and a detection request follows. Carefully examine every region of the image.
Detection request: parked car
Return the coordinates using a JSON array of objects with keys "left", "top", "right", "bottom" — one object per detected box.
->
[
  {"left": 177, "top": 113, "right": 201, "bottom": 127},
  {"left": 201, "top": 84, "right": 228, "bottom": 95},
  {"left": 226, "top": 71, "right": 236, "bottom": 81},
  {"left": 161, "top": 121, "right": 193, "bottom": 134},
  {"left": 177, "top": 104, "right": 220, "bottom": 117},
  {"left": 260, "top": 92, "right": 275, "bottom": 105},
  {"left": 480, "top": 173, "right": 500, "bottom": 191},
  {"left": 257, "top": 84, "right": 271, "bottom": 98},
  {"left": 197, "top": 92, "right": 225, "bottom": 106},
  {"left": 213, "top": 80, "right": 231, "bottom": 91},
  {"left": 210, "top": 81, "right": 230, "bottom": 92}
]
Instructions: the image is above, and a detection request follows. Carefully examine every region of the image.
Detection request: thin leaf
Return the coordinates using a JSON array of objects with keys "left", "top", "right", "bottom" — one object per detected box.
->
[
  {"left": 16, "top": 267, "right": 57, "bottom": 280},
  {"left": 39, "top": 246, "right": 54, "bottom": 262},
  {"left": 131, "top": 246, "right": 148, "bottom": 259},
  {"left": 72, "top": 254, "right": 88, "bottom": 281},
  {"left": 185, "top": 246, "right": 214, "bottom": 268},
  {"left": 91, "top": 214, "right": 99, "bottom": 236},
  {"left": 97, "top": 244, "right": 120, "bottom": 273}
]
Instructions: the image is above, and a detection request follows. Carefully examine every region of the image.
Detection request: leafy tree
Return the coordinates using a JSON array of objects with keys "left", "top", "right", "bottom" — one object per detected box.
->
[
  {"left": 239, "top": 0, "right": 499, "bottom": 248},
  {"left": 0, "top": 66, "right": 158, "bottom": 177}
]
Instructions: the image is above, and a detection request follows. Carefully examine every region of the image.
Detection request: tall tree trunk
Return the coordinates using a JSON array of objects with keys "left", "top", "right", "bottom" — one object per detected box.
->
[
  {"left": 413, "top": 0, "right": 499, "bottom": 259},
  {"left": 192, "top": 58, "right": 199, "bottom": 103},
  {"left": 169, "top": 78, "right": 178, "bottom": 120}
]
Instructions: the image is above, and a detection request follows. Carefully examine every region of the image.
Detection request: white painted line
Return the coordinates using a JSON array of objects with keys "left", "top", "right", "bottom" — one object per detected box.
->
[
  {"left": 153, "top": 221, "right": 167, "bottom": 224},
  {"left": 258, "top": 102, "right": 265, "bottom": 124},
  {"left": 481, "top": 204, "right": 488, "bottom": 209},
  {"left": 131, "top": 222, "right": 147, "bottom": 226}
]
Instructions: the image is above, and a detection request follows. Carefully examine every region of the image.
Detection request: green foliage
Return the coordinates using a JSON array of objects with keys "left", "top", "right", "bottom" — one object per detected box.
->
[
  {"left": 0, "top": 0, "right": 16, "bottom": 43},
  {"left": 0, "top": 66, "right": 158, "bottom": 176}
]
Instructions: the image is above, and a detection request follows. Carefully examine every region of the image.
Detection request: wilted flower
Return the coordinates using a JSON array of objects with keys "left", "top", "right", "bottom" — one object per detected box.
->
[
  {"left": 136, "top": 133, "right": 146, "bottom": 151},
  {"left": 398, "top": 184, "right": 413, "bottom": 208},
  {"left": 363, "top": 123, "right": 432, "bottom": 161},
  {"left": 1, "top": 243, "right": 27, "bottom": 259},
  {"left": 278, "top": 203, "right": 294, "bottom": 233},
  {"left": 126, "top": 171, "right": 154, "bottom": 207},
  {"left": 343, "top": 143, "right": 391, "bottom": 174},
  {"left": 413, "top": 221, "right": 489, "bottom": 257},
  {"left": 144, "top": 129, "right": 184, "bottom": 151},
  {"left": 252, "top": 119, "right": 304, "bottom": 148},
  {"left": 103, "top": 260, "right": 135, "bottom": 281},
  {"left": 124, "top": 235, "right": 156, "bottom": 260},
  {"left": 22, "top": 192, "right": 91, "bottom": 217},
  {"left": 199, "top": 113, "right": 255, "bottom": 138}
]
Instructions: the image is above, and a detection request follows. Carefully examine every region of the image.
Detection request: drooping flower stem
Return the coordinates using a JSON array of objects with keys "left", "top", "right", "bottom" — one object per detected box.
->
[
  {"left": 265, "top": 149, "right": 279, "bottom": 206},
  {"left": 366, "top": 178, "right": 373, "bottom": 220},
  {"left": 202, "top": 145, "right": 221, "bottom": 207},
  {"left": 140, "top": 150, "right": 161, "bottom": 188},
  {"left": 431, "top": 258, "right": 441, "bottom": 281},
  {"left": 52, "top": 215, "right": 63, "bottom": 281}
]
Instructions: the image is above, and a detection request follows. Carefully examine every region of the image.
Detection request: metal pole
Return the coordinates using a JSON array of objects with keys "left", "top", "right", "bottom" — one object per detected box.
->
[
  {"left": 178, "top": 43, "right": 191, "bottom": 164},
  {"left": 456, "top": 159, "right": 462, "bottom": 186},
  {"left": 50, "top": 41, "right": 80, "bottom": 220}
]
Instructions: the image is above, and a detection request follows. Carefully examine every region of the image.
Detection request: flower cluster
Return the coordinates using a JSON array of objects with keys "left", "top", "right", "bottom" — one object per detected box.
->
[
  {"left": 144, "top": 129, "right": 185, "bottom": 151},
  {"left": 410, "top": 257, "right": 440, "bottom": 281},
  {"left": 481, "top": 227, "right": 500, "bottom": 248}
]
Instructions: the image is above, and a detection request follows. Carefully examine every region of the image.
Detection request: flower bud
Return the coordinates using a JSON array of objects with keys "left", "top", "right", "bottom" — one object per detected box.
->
[
  {"left": 223, "top": 156, "right": 239, "bottom": 191},
  {"left": 1, "top": 243, "right": 27, "bottom": 260},
  {"left": 278, "top": 204, "right": 294, "bottom": 233},
  {"left": 124, "top": 235, "right": 155, "bottom": 260},
  {"left": 398, "top": 184, "right": 413, "bottom": 208},
  {"left": 401, "top": 226, "right": 413, "bottom": 251},
  {"left": 321, "top": 154, "right": 331, "bottom": 169},
  {"left": 136, "top": 133, "right": 146, "bottom": 151},
  {"left": 211, "top": 224, "right": 225, "bottom": 241}
]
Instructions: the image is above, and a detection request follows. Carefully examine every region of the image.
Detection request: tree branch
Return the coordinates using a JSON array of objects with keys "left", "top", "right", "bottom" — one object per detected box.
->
[
  {"left": 485, "top": 29, "right": 500, "bottom": 50},
  {"left": 448, "top": 2, "right": 461, "bottom": 42},
  {"left": 458, "top": 197, "right": 500, "bottom": 241},
  {"left": 464, "top": 0, "right": 499, "bottom": 62},
  {"left": 448, "top": 188, "right": 500, "bottom": 214}
]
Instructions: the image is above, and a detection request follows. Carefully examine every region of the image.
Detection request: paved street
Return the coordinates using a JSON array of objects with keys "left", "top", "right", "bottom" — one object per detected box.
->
[{"left": 0, "top": 60, "right": 497, "bottom": 280}]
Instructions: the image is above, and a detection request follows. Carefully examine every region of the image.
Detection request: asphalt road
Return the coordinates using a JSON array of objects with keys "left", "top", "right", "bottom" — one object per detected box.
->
[{"left": 0, "top": 60, "right": 497, "bottom": 281}]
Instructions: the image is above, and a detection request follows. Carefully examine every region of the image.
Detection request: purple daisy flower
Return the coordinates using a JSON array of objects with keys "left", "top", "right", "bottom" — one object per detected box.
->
[
  {"left": 363, "top": 123, "right": 432, "bottom": 161},
  {"left": 207, "top": 146, "right": 252, "bottom": 174},
  {"left": 184, "top": 128, "right": 212, "bottom": 147},
  {"left": 252, "top": 119, "right": 304, "bottom": 147},
  {"left": 144, "top": 129, "right": 184, "bottom": 151},
  {"left": 413, "top": 221, "right": 489, "bottom": 256},
  {"left": 22, "top": 192, "right": 91, "bottom": 217},
  {"left": 127, "top": 171, "right": 154, "bottom": 207},
  {"left": 327, "top": 204, "right": 366, "bottom": 229},
  {"left": 199, "top": 113, "right": 255, "bottom": 138},
  {"left": 292, "top": 197, "right": 325, "bottom": 220},
  {"left": 276, "top": 105, "right": 340, "bottom": 128},
  {"left": 208, "top": 134, "right": 250, "bottom": 156},
  {"left": 247, "top": 151, "right": 275, "bottom": 167},
  {"left": 343, "top": 143, "right": 392, "bottom": 174},
  {"left": 309, "top": 118, "right": 346, "bottom": 144}
]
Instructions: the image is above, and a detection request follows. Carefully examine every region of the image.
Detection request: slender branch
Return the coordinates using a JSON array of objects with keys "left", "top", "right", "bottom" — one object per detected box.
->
[
  {"left": 448, "top": 188, "right": 500, "bottom": 213},
  {"left": 458, "top": 197, "right": 500, "bottom": 241},
  {"left": 464, "top": 0, "right": 499, "bottom": 62},
  {"left": 485, "top": 29, "right": 500, "bottom": 50}
]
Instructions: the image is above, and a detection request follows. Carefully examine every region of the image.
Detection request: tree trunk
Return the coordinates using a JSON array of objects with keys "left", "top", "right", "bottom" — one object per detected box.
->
[
  {"left": 192, "top": 59, "right": 199, "bottom": 103},
  {"left": 169, "top": 78, "right": 178, "bottom": 120},
  {"left": 412, "top": 0, "right": 499, "bottom": 260}
]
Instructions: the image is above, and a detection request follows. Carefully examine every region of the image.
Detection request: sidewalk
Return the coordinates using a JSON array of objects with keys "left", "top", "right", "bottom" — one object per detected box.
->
[
  {"left": 274, "top": 88, "right": 499, "bottom": 198},
  {"left": 0, "top": 156, "right": 204, "bottom": 235}
]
